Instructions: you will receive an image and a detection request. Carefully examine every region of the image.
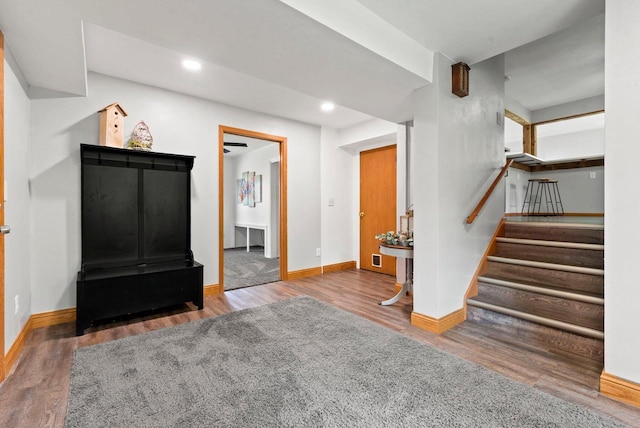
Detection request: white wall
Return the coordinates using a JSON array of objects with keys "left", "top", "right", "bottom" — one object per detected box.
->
[
  {"left": 505, "top": 166, "right": 603, "bottom": 214},
  {"left": 534, "top": 167, "right": 603, "bottom": 213},
  {"left": 413, "top": 53, "right": 505, "bottom": 317},
  {"left": 536, "top": 128, "right": 604, "bottom": 161},
  {"left": 337, "top": 118, "right": 397, "bottom": 153},
  {"left": 230, "top": 144, "right": 279, "bottom": 252},
  {"left": 29, "top": 72, "right": 322, "bottom": 313},
  {"left": 504, "top": 117, "right": 523, "bottom": 154},
  {"left": 223, "top": 156, "right": 237, "bottom": 249},
  {"left": 269, "top": 161, "right": 280, "bottom": 258},
  {"left": 232, "top": 145, "right": 278, "bottom": 227},
  {"left": 604, "top": 0, "right": 640, "bottom": 385},
  {"left": 504, "top": 167, "right": 531, "bottom": 213},
  {"left": 320, "top": 127, "right": 354, "bottom": 267},
  {"left": 4, "top": 56, "right": 32, "bottom": 350}
]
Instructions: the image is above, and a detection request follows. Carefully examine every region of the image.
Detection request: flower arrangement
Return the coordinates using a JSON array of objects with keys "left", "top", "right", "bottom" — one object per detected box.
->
[{"left": 375, "top": 231, "right": 413, "bottom": 247}]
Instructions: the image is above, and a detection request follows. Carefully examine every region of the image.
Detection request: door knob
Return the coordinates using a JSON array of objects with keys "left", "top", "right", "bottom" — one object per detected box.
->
[
  {"left": 0, "top": 225, "right": 10, "bottom": 234},
  {"left": 359, "top": 212, "right": 365, "bottom": 218}
]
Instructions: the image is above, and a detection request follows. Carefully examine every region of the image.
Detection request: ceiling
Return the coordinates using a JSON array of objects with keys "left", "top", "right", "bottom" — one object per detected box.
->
[
  {"left": 505, "top": 14, "right": 604, "bottom": 112},
  {"left": 0, "top": 0, "right": 605, "bottom": 129},
  {"left": 223, "top": 134, "right": 277, "bottom": 158}
]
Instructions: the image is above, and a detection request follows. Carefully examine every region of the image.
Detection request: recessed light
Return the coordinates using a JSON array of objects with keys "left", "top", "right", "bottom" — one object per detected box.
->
[
  {"left": 182, "top": 59, "right": 202, "bottom": 71},
  {"left": 321, "top": 101, "right": 335, "bottom": 112}
]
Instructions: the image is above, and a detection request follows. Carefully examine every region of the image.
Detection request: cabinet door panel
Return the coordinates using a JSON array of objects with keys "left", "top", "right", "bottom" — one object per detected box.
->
[
  {"left": 82, "top": 165, "right": 139, "bottom": 264},
  {"left": 143, "top": 169, "right": 189, "bottom": 258}
]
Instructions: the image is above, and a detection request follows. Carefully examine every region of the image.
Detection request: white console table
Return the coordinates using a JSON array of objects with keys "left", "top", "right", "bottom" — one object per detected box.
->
[
  {"left": 378, "top": 243, "right": 413, "bottom": 306},
  {"left": 235, "top": 223, "right": 269, "bottom": 254}
]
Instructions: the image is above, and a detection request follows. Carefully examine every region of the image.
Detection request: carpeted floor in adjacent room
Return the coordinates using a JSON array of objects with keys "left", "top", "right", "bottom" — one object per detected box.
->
[{"left": 224, "top": 246, "right": 280, "bottom": 290}]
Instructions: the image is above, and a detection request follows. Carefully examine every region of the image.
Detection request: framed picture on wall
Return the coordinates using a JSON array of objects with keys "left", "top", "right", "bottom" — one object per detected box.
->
[
  {"left": 255, "top": 175, "right": 262, "bottom": 203},
  {"left": 238, "top": 171, "right": 262, "bottom": 207},
  {"left": 247, "top": 171, "right": 255, "bottom": 207},
  {"left": 236, "top": 178, "right": 245, "bottom": 204}
]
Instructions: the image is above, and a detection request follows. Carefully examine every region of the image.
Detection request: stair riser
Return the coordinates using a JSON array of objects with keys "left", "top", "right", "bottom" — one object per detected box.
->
[
  {"left": 495, "top": 242, "right": 604, "bottom": 269},
  {"left": 485, "top": 261, "right": 603, "bottom": 297},
  {"left": 466, "top": 305, "right": 604, "bottom": 359},
  {"left": 505, "top": 223, "right": 603, "bottom": 244},
  {"left": 475, "top": 282, "right": 603, "bottom": 331}
]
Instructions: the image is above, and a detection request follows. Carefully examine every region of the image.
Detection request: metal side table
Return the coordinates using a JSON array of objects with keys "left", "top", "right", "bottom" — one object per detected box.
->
[{"left": 378, "top": 243, "right": 413, "bottom": 306}]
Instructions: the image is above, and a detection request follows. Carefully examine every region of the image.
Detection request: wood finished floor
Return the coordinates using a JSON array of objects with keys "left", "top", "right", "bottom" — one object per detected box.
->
[{"left": 1, "top": 269, "right": 639, "bottom": 427}]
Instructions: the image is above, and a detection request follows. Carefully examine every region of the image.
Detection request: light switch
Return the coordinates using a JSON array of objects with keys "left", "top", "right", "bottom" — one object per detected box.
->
[
  {"left": 589, "top": 172, "right": 596, "bottom": 179},
  {"left": 328, "top": 198, "right": 335, "bottom": 207}
]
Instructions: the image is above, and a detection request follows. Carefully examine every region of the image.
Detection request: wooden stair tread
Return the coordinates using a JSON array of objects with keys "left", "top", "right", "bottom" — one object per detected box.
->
[
  {"left": 504, "top": 222, "right": 604, "bottom": 245},
  {"left": 470, "top": 283, "right": 603, "bottom": 331},
  {"left": 466, "top": 305, "right": 604, "bottom": 360},
  {"left": 477, "top": 276, "right": 604, "bottom": 303},
  {"left": 467, "top": 306, "right": 604, "bottom": 367},
  {"left": 485, "top": 260, "right": 603, "bottom": 297},
  {"left": 466, "top": 301, "right": 604, "bottom": 340},
  {"left": 496, "top": 237, "right": 604, "bottom": 250},
  {"left": 505, "top": 221, "right": 603, "bottom": 230},
  {"left": 487, "top": 256, "right": 604, "bottom": 275},
  {"left": 480, "top": 270, "right": 603, "bottom": 298},
  {"left": 494, "top": 242, "right": 603, "bottom": 269}
]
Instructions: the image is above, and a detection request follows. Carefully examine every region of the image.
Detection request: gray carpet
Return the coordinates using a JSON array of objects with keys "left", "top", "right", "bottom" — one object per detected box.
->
[
  {"left": 65, "top": 297, "right": 626, "bottom": 427},
  {"left": 224, "top": 246, "right": 280, "bottom": 290}
]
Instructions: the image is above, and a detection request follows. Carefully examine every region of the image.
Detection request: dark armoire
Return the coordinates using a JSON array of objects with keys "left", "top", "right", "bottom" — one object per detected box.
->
[{"left": 76, "top": 144, "right": 203, "bottom": 335}]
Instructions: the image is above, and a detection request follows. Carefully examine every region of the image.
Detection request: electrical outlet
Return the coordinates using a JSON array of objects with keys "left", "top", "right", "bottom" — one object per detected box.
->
[
  {"left": 589, "top": 172, "right": 596, "bottom": 179},
  {"left": 14, "top": 295, "right": 19, "bottom": 314},
  {"left": 328, "top": 198, "right": 335, "bottom": 207},
  {"left": 316, "top": 248, "right": 321, "bottom": 257},
  {"left": 517, "top": 173, "right": 520, "bottom": 180}
]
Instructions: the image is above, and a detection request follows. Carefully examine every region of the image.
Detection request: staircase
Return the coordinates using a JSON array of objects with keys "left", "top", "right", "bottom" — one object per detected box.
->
[{"left": 467, "top": 220, "right": 604, "bottom": 340}]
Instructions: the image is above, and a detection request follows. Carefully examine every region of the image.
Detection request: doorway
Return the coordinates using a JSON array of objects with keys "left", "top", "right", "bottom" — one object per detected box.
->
[
  {"left": 218, "top": 126, "right": 288, "bottom": 291},
  {"left": 359, "top": 145, "right": 397, "bottom": 275}
]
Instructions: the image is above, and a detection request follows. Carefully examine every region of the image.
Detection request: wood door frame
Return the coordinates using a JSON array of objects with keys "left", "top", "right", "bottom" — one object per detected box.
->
[
  {"left": 1, "top": 30, "right": 6, "bottom": 382},
  {"left": 506, "top": 108, "right": 605, "bottom": 157},
  {"left": 218, "top": 125, "right": 288, "bottom": 291}
]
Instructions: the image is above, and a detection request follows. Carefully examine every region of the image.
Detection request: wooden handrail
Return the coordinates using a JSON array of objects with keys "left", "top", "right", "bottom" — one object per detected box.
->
[{"left": 466, "top": 159, "right": 514, "bottom": 224}]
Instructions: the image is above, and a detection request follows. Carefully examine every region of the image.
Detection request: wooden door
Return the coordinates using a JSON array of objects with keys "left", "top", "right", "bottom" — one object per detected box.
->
[{"left": 360, "top": 145, "right": 396, "bottom": 275}]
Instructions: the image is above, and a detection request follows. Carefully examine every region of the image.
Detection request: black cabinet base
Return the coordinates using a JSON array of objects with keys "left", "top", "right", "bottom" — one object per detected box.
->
[{"left": 76, "top": 261, "right": 203, "bottom": 336}]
